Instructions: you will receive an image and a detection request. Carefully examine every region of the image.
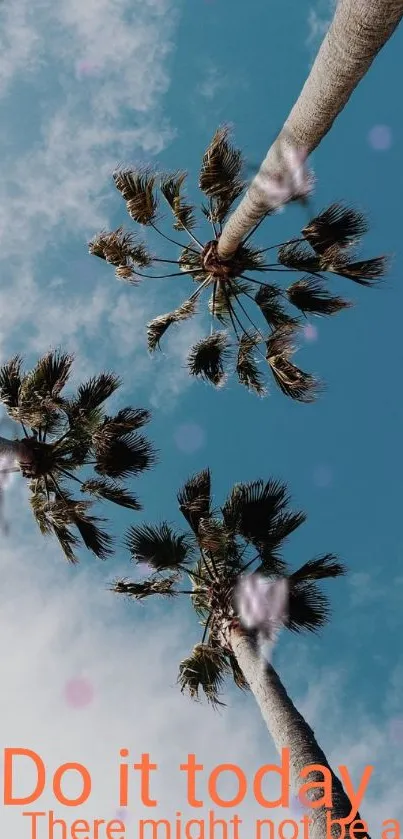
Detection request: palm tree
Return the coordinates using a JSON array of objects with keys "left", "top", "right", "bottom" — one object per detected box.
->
[
  {"left": 89, "top": 126, "right": 386, "bottom": 402},
  {"left": 112, "top": 468, "right": 369, "bottom": 839},
  {"left": 0, "top": 350, "right": 157, "bottom": 563},
  {"left": 217, "top": 0, "right": 403, "bottom": 259}
]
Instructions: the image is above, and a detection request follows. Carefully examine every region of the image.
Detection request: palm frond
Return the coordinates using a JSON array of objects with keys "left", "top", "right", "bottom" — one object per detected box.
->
[
  {"left": 125, "top": 522, "right": 193, "bottom": 570},
  {"left": 177, "top": 468, "right": 211, "bottom": 534},
  {"left": 98, "top": 407, "right": 151, "bottom": 437},
  {"left": 278, "top": 243, "right": 321, "bottom": 273},
  {"left": 72, "top": 506, "right": 114, "bottom": 559},
  {"left": 255, "top": 285, "right": 300, "bottom": 329},
  {"left": 258, "top": 510, "right": 307, "bottom": 562},
  {"left": 266, "top": 325, "right": 321, "bottom": 402},
  {"left": 287, "top": 581, "right": 331, "bottom": 633},
  {"left": 29, "top": 490, "right": 112, "bottom": 562},
  {"left": 286, "top": 277, "right": 352, "bottom": 315},
  {"left": 114, "top": 264, "right": 140, "bottom": 283},
  {"left": 290, "top": 553, "right": 346, "bottom": 584},
  {"left": 94, "top": 431, "right": 157, "bottom": 479},
  {"left": 81, "top": 478, "right": 141, "bottom": 510},
  {"left": 112, "top": 577, "right": 178, "bottom": 600},
  {"left": 0, "top": 355, "right": 23, "bottom": 409},
  {"left": 160, "top": 171, "right": 197, "bottom": 231},
  {"left": 198, "top": 517, "right": 228, "bottom": 555},
  {"left": 92, "top": 409, "right": 151, "bottom": 453},
  {"left": 147, "top": 298, "right": 198, "bottom": 352},
  {"left": 75, "top": 373, "right": 121, "bottom": 412},
  {"left": 209, "top": 279, "right": 253, "bottom": 325},
  {"left": 302, "top": 204, "right": 369, "bottom": 254},
  {"left": 236, "top": 334, "right": 266, "bottom": 396},
  {"left": 113, "top": 167, "right": 159, "bottom": 225},
  {"left": 226, "top": 651, "right": 250, "bottom": 691},
  {"left": 199, "top": 126, "right": 245, "bottom": 223},
  {"left": 88, "top": 227, "right": 152, "bottom": 269},
  {"left": 178, "top": 643, "right": 229, "bottom": 706},
  {"left": 222, "top": 479, "right": 290, "bottom": 543},
  {"left": 20, "top": 350, "right": 73, "bottom": 401},
  {"left": 231, "top": 243, "right": 267, "bottom": 274},
  {"left": 201, "top": 203, "right": 214, "bottom": 224},
  {"left": 13, "top": 351, "right": 72, "bottom": 432},
  {"left": 187, "top": 332, "right": 231, "bottom": 387},
  {"left": 321, "top": 247, "right": 388, "bottom": 285},
  {"left": 179, "top": 248, "right": 206, "bottom": 282},
  {"left": 53, "top": 430, "right": 93, "bottom": 469}
]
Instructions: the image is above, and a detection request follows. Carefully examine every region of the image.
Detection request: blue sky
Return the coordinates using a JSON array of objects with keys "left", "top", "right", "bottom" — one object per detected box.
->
[{"left": 0, "top": 0, "right": 402, "bottom": 835}]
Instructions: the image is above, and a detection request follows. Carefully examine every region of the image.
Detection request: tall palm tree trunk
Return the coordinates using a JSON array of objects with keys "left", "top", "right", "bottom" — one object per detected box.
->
[
  {"left": 0, "top": 435, "right": 22, "bottom": 461},
  {"left": 230, "top": 628, "right": 370, "bottom": 839},
  {"left": 218, "top": 0, "right": 403, "bottom": 260}
]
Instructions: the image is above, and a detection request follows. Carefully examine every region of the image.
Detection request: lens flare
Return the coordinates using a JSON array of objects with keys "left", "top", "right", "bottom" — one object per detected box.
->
[
  {"left": 174, "top": 422, "right": 205, "bottom": 454},
  {"left": 368, "top": 125, "right": 392, "bottom": 151},
  {"left": 64, "top": 677, "right": 94, "bottom": 708}
]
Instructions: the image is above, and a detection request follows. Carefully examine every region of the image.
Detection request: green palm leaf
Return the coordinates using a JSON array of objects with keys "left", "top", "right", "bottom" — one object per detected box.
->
[
  {"left": 199, "top": 126, "right": 245, "bottom": 223},
  {"left": 112, "top": 577, "right": 179, "bottom": 600},
  {"left": 255, "top": 285, "right": 300, "bottom": 328},
  {"left": 266, "top": 325, "right": 321, "bottom": 403},
  {"left": 226, "top": 650, "right": 250, "bottom": 691},
  {"left": 20, "top": 350, "right": 73, "bottom": 400},
  {"left": 287, "top": 554, "right": 346, "bottom": 632},
  {"left": 222, "top": 479, "right": 290, "bottom": 539},
  {"left": 147, "top": 298, "right": 198, "bottom": 352},
  {"left": 236, "top": 334, "right": 266, "bottom": 396},
  {"left": 278, "top": 242, "right": 321, "bottom": 273},
  {"left": 94, "top": 432, "right": 157, "bottom": 479},
  {"left": 71, "top": 506, "right": 114, "bottom": 559},
  {"left": 321, "top": 247, "right": 388, "bottom": 286},
  {"left": 160, "top": 171, "right": 197, "bottom": 231},
  {"left": 187, "top": 332, "right": 231, "bottom": 387},
  {"left": 125, "top": 522, "right": 193, "bottom": 570},
  {"left": 287, "top": 277, "right": 352, "bottom": 315},
  {"left": 230, "top": 243, "right": 267, "bottom": 273},
  {"left": 209, "top": 279, "right": 253, "bottom": 324},
  {"left": 177, "top": 469, "right": 212, "bottom": 534},
  {"left": 74, "top": 372, "right": 121, "bottom": 412},
  {"left": 178, "top": 643, "right": 229, "bottom": 706},
  {"left": 88, "top": 227, "right": 152, "bottom": 269},
  {"left": 16, "top": 350, "right": 74, "bottom": 432},
  {"left": 302, "top": 204, "right": 369, "bottom": 254},
  {"left": 179, "top": 248, "right": 206, "bottom": 282},
  {"left": 290, "top": 553, "right": 346, "bottom": 583},
  {"left": 287, "top": 582, "right": 331, "bottom": 633},
  {"left": 0, "top": 355, "right": 23, "bottom": 410},
  {"left": 29, "top": 490, "right": 83, "bottom": 564},
  {"left": 113, "top": 167, "right": 159, "bottom": 225},
  {"left": 80, "top": 478, "right": 141, "bottom": 510}
]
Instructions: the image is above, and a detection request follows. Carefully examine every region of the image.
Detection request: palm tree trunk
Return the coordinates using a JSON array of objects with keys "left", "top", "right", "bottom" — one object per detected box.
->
[
  {"left": 0, "top": 435, "right": 22, "bottom": 461},
  {"left": 218, "top": 0, "right": 403, "bottom": 259},
  {"left": 230, "top": 627, "right": 370, "bottom": 839}
]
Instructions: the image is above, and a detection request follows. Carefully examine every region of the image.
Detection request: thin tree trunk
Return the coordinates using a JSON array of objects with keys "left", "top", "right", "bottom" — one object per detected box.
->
[
  {"left": 230, "top": 627, "right": 370, "bottom": 839},
  {"left": 0, "top": 435, "right": 22, "bottom": 461},
  {"left": 218, "top": 0, "right": 403, "bottom": 259}
]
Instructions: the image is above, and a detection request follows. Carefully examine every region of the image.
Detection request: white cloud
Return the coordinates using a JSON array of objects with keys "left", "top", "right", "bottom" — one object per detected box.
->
[
  {"left": 305, "top": 1, "right": 337, "bottom": 50},
  {"left": 0, "top": 0, "right": 178, "bottom": 254},
  {"left": 0, "top": 0, "right": 207, "bottom": 407},
  {"left": 0, "top": 0, "right": 44, "bottom": 93},
  {"left": 197, "top": 64, "right": 228, "bottom": 101},
  {"left": 306, "top": 8, "right": 330, "bottom": 47},
  {"left": 0, "top": 260, "right": 204, "bottom": 408}
]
